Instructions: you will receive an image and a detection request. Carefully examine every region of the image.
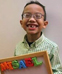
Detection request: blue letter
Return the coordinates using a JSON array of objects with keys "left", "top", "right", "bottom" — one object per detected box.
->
[{"left": 19, "top": 60, "right": 27, "bottom": 69}]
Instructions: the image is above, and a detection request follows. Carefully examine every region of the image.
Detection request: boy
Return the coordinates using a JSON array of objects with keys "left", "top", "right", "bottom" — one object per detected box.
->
[{"left": 14, "top": 1, "right": 62, "bottom": 74}]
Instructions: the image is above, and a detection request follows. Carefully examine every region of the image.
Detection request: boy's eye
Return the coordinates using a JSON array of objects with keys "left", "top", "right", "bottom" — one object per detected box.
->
[
  {"left": 35, "top": 13, "right": 41, "bottom": 19},
  {"left": 25, "top": 14, "right": 31, "bottom": 18},
  {"left": 23, "top": 13, "right": 31, "bottom": 18}
]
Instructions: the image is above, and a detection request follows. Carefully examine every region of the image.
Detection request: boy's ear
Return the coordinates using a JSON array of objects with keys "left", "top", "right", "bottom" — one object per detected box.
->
[
  {"left": 43, "top": 21, "right": 48, "bottom": 28},
  {"left": 20, "top": 20, "right": 23, "bottom": 26}
]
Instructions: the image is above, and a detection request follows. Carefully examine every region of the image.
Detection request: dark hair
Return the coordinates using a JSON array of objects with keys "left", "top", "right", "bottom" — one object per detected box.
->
[{"left": 22, "top": 1, "right": 46, "bottom": 21}]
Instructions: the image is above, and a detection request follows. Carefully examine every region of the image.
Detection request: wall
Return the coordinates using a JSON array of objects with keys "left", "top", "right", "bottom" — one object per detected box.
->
[{"left": 0, "top": 0, "right": 62, "bottom": 63}]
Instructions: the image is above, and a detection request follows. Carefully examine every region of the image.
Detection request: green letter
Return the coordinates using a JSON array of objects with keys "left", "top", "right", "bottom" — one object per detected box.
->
[
  {"left": 12, "top": 60, "right": 19, "bottom": 69},
  {"left": 32, "top": 57, "right": 43, "bottom": 66}
]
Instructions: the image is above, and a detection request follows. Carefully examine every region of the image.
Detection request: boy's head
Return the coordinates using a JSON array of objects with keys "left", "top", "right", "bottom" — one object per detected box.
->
[{"left": 20, "top": 1, "right": 48, "bottom": 35}]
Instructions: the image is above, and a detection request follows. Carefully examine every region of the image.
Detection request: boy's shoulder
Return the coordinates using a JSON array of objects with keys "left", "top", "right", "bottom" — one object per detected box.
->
[
  {"left": 44, "top": 36, "right": 58, "bottom": 48},
  {"left": 16, "top": 41, "right": 24, "bottom": 48}
]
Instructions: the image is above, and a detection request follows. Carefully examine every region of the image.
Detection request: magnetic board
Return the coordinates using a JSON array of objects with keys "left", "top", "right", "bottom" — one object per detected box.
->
[{"left": 0, "top": 51, "right": 53, "bottom": 74}]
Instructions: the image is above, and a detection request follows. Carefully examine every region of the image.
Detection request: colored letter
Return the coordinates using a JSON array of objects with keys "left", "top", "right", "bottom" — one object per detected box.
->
[
  {"left": 19, "top": 60, "right": 27, "bottom": 69},
  {"left": 12, "top": 60, "right": 19, "bottom": 69},
  {"left": 24, "top": 58, "right": 34, "bottom": 67},
  {"left": 0, "top": 62, "right": 13, "bottom": 71},
  {"left": 7, "top": 62, "right": 13, "bottom": 70},
  {"left": 32, "top": 57, "right": 43, "bottom": 66},
  {"left": 0, "top": 62, "right": 8, "bottom": 71}
]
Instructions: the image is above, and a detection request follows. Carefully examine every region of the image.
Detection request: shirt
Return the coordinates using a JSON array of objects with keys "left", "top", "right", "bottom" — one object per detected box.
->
[{"left": 14, "top": 33, "right": 62, "bottom": 74}]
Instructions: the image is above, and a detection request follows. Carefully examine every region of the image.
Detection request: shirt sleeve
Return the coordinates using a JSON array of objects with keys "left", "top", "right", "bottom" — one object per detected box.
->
[{"left": 50, "top": 46, "right": 62, "bottom": 74}]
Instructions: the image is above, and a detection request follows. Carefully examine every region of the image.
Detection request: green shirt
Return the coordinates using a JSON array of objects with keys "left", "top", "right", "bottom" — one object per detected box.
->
[{"left": 14, "top": 34, "right": 62, "bottom": 74}]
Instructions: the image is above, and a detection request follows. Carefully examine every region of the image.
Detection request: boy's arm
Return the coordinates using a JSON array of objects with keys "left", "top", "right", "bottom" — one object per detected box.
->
[{"left": 50, "top": 46, "right": 62, "bottom": 74}]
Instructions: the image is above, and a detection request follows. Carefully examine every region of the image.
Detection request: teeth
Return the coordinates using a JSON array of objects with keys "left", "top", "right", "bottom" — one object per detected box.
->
[
  {"left": 27, "top": 24, "right": 38, "bottom": 27},
  {"left": 30, "top": 25, "right": 34, "bottom": 27},
  {"left": 30, "top": 25, "right": 35, "bottom": 28}
]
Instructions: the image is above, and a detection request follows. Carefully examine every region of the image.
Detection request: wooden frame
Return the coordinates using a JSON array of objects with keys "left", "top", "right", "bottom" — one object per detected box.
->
[{"left": 0, "top": 51, "right": 53, "bottom": 74}]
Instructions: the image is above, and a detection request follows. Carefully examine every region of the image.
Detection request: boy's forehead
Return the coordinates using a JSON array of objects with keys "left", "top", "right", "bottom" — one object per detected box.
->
[{"left": 23, "top": 4, "right": 44, "bottom": 14}]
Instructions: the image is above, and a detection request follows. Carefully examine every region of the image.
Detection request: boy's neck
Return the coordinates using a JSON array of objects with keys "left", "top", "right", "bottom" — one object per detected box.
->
[{"left": 26, "top": 32, "right": 42, "bottom": 42}]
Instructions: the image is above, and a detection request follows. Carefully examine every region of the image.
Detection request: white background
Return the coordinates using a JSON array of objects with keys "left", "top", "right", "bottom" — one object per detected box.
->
[{"left": 0, "top": 0, "right": 62, "bottom": 62}]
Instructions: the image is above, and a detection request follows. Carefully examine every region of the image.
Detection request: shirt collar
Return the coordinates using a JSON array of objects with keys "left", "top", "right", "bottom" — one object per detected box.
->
[{"left": 22, "top": 33, "right": 45, "bottom": 48}]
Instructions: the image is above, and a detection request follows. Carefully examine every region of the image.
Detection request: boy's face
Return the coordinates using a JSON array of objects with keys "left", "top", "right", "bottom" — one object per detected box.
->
[{"left": 20, "top": 4, "right": 48, "bottom": 35}]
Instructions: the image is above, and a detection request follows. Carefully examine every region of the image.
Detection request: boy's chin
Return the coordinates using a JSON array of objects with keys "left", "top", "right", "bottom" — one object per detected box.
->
[{"left": 27, "top": 31, "right": 38, "bottom": 35}]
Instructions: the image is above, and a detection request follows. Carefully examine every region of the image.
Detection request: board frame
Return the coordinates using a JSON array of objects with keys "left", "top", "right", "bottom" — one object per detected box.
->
[{"left": 0, "top": 51, "right": 53, "bottom": 74}]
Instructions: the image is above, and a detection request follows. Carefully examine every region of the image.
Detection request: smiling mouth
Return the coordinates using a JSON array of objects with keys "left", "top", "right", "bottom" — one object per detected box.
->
[
  {"left": 26, "top": 24, "right": 38, "bottom": 30},
  {"left": 26, "top": 24, "right": 38, "bottom": 28}
]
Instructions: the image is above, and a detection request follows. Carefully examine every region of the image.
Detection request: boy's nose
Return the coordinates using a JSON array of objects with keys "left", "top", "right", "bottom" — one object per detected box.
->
[{"left": 28, "top": 15, "right": 36, "bottom": 22}]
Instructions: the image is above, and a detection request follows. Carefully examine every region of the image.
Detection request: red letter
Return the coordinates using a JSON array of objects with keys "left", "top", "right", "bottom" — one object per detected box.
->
[{"left": 24, "top": 58, "right": 34, "bottom": 67}]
